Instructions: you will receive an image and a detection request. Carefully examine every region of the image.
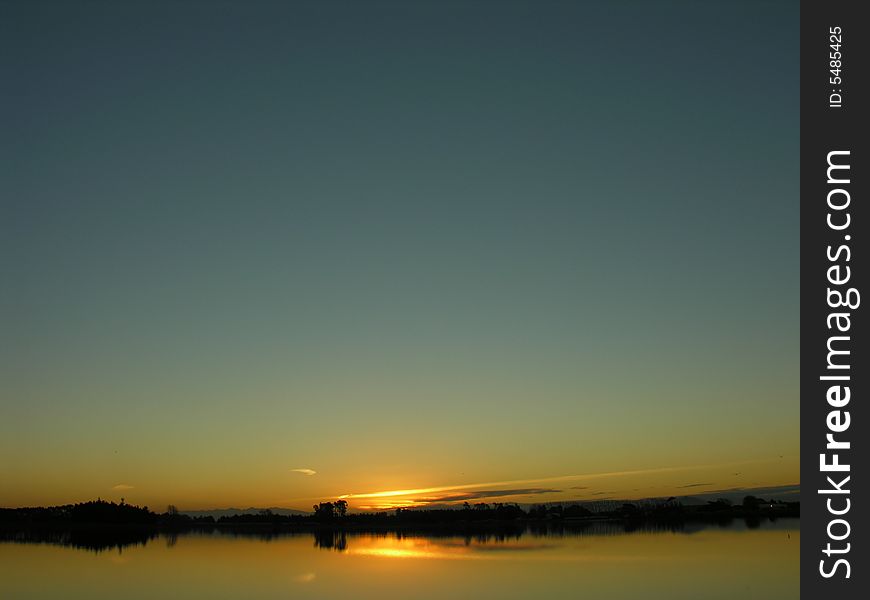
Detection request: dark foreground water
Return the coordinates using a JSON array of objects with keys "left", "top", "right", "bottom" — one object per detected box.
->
[{"left": 0, "top": 519, "right": 798, "bottom": 599}]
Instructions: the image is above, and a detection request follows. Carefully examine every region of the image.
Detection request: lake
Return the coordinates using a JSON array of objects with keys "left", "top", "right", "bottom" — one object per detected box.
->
[{"left": 0, "top": 519, "right": 799, "bottom": 599}]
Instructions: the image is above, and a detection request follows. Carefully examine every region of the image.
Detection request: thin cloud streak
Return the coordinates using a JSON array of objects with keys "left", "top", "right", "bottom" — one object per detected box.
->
[
  {"left": 415, "top": 488, "right": 560, "bottom": 504},
  {"left": 291, "top": 468, "right": 317, "bottom": 476},
  {"left": 339, "top": 459, "right": 776, "bottom": 500}
]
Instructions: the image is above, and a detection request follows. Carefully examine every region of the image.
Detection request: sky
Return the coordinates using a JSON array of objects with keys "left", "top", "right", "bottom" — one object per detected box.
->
[{"left": 0, "top": 0, "right": 798, "bottom": 511}]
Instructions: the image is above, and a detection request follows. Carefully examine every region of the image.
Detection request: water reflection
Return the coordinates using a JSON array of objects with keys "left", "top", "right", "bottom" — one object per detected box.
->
[
  {"left": 313, "top": 530, "right": 347, "bottom": 551},
  {"left": 0, "top": 520, "right": 799, "bottom": 600},
  {"left": 0, "top": 528, "right": 157, "bottom": 553},
  {"left": 0, "top": 517, "right": 795, "bottom": 554}
]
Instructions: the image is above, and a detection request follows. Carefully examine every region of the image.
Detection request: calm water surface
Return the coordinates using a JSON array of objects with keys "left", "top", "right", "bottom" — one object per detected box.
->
[{"left": 0, "top": 520, "right": 799, "bottom": 599}]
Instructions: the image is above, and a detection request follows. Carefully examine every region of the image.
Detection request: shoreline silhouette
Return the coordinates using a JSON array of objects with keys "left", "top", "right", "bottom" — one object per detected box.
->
[
  {"left": 1, "top": 497, "right": 799, "bottom": 540},
  {"left": 0, "top": 498, "right": 799, "bottom": 554}
]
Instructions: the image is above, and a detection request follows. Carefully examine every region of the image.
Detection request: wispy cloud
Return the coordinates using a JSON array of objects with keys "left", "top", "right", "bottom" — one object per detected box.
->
[
  {"left": 339, "top": 461, "right": 762, "bottom": 501},
  {"left": 291, "top": 468, "right": 317, "bottom": 476},
  {"left": 677, "top": 482, "right": 713, "bottom": 489},
  {"left": 112, "top": 484, "right": 134, "bottom": 491},
  {"left": 415, "top": 488, "right": 560, "bottom": 504}
]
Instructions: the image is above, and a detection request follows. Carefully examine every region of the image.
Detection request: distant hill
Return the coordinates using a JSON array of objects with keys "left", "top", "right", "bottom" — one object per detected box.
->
[
  {"left": 672, "top": 484, "right": 800, "bottom": 506},
  {"left": 181, "top": 507, "right": 310, "bottom": 519},
  {"left": 507, "top": 483, "right": 801, "bottom": 511}
]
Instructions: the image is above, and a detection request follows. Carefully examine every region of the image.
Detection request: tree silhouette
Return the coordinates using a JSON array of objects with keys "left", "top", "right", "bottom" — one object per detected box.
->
[
  {"left": 742, "top": 496, "right": 761, "bottom": 511},
  {"left": 313, "top": 502, "right": 335, "bottom": 520}
]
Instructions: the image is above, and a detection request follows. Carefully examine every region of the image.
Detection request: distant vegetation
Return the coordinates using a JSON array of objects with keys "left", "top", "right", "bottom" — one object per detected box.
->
[
  {"left": 0, "top": 499, "right": 213, "bottom": 528},
  {"left": 1, "top": 495, "right": 798, "bottom": 530},
  {"left": 0, "top": 496, "right": 799, "bottom": 553}
]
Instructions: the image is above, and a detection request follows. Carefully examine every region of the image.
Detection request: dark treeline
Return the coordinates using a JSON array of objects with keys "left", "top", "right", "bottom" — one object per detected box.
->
[
  {"left": 0, "top": 499, "right": 213, "bottom": 528},
  {"left": 0, "top": 497, "right": 799, "bottom": 553},
  {"left": 218, "top": 496, "right": 798, "bottom": 526},
  {"left": 1, "top": 496, "right": 798, "bottom": 530}
]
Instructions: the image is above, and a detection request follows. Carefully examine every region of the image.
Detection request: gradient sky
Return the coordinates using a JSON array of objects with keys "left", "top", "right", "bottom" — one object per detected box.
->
[{"left": 0, "top": 0, "right": 798, "bottom": 510}]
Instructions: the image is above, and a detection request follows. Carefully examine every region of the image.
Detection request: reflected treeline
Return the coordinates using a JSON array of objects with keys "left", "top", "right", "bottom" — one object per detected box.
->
[
  {"left": 0, "top": 528, "right": 157, "bottom": 553},
  {"left": 313, "top": 530, "right": 347, "bottom": 551},
  {"left": 0, "top": 517, "right": 797, "bottom": 554}
]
